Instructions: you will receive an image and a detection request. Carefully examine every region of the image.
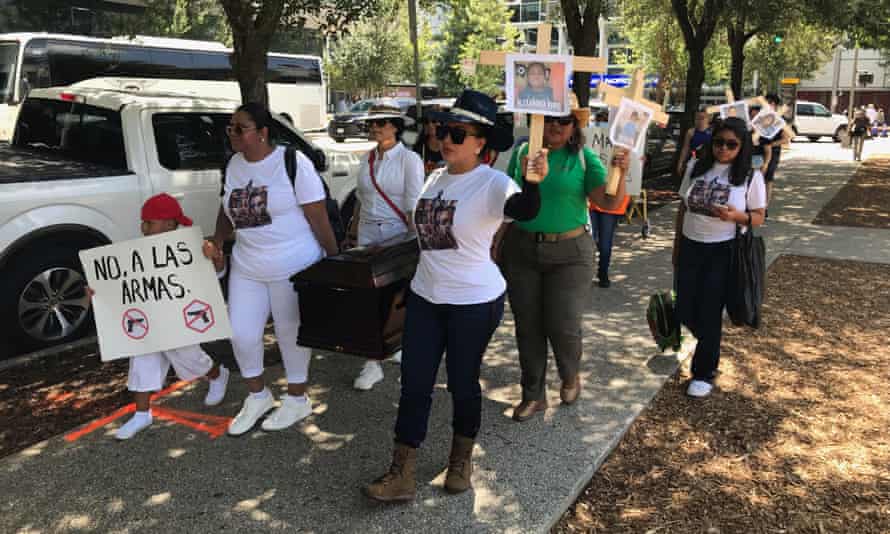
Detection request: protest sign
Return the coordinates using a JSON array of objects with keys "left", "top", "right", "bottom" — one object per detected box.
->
[
  {"left": 609, "top": 97, "right": 653, "bottom": 153},
  {"left": 505, "top": 53, "right": 573, "bottom": 117},
  {"left": 588, "top": 125, "right": 643, "bottom": 196},
  {"left": 79, "top": 227, "right": 232, "bottom": 361}
]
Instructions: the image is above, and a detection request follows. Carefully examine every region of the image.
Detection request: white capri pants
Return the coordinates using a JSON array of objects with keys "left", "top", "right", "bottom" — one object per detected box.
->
[
  {"left": 128, "top": 345, "right": 214, "bottom": 392},
  {"left": 358, "top": 219, "right": 407, "bottom": 247},
  {"left": 228, "top": 270, "right": 310, "bottom": 384}
]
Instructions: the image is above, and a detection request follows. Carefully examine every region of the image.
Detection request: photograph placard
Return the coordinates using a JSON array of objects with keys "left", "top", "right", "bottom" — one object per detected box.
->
[
  {"left": 609, "top": 97, "right": 652, "bottom": 153},
  {"left": 505, "top": 53, "right": 573, "bottom": 117},
  {"left": 751, "top": 109, "right": 785, "bottom": 139}
]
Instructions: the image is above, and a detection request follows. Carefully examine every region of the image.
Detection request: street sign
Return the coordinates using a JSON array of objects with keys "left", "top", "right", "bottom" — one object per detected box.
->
[{"left": 460, "top": 58, "right": 477, "bottom": 76}]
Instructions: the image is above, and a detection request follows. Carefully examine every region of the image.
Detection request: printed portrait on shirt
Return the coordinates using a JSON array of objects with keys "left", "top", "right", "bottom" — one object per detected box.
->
[
  {"left": 686, "top": 177, "right": 730, "bottom": 216},
  {"left": 415, "top": 191, "right": 459, "bottom": 250},
  {"left": 229, "top": 180, "right": 272, "bottom": 229}
]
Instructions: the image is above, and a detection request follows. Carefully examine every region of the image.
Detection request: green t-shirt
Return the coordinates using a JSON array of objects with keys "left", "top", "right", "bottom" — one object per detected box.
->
[{"left": 507, "top": 144, "right": 607, "bottom": 233}]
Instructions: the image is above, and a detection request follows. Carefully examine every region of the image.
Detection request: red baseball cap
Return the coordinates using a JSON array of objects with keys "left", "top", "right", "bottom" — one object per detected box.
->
[{"left": 141, "top": 193, "right": 193, "bottom": 227}]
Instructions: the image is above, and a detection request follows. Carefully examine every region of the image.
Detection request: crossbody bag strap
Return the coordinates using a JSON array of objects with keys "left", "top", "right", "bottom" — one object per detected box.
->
[{"left": 368, "top": 149, "right": 410, "bottom": 228}]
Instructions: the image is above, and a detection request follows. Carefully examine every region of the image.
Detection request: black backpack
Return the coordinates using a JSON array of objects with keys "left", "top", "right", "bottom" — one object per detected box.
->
[{"left": 221, "top": 147, "right": 345, "bottom": 244}]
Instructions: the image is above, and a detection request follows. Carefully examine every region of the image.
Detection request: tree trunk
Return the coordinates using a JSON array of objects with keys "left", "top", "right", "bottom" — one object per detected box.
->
[
  {"left": 231, "top": 34, "right": 270, "bottom": 106},
  {"left": 218, "top": 0, "right": 284, "bottom": 107},
  {"left": 682, "top": 47, "right": 705, "bottom": 138},
  {"left": 572, "top": 42, "right": 598, "bottom": 107},
  {"left": 560, "top": 0, "right": 604, "bottom": 107},
  {"left": 728, "top": 26, "right": 746, "bottom": 100}
]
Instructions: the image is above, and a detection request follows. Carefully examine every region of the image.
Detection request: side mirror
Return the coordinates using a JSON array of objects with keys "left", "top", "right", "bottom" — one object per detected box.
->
[
  {"left": 16, "top": 77, "right": 31, "bottom": 104},
  {"left": 314, "top": 148, "right": 328, "bottom": 172}
]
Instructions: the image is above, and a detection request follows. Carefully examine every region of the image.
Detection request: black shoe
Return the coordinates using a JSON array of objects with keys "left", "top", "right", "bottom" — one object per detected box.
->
[{"left": 597, "top": 273, "right": 611, "bottom": 288}]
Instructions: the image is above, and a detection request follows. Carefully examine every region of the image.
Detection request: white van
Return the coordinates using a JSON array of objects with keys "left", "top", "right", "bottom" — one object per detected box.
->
[{"left": 792, "top": 100, "right": 848, "bottom": 142}]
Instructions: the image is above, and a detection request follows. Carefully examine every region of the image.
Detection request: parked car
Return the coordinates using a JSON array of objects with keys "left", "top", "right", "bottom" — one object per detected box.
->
[
  {"left": 327, "top": 97, "right": 415, "bottom": 143},
  {"left": 0, "top": 85, "right": 340, "bottom": 354},
  {"left": 791, "top": 100, "right": 848, "bottom": 142}
]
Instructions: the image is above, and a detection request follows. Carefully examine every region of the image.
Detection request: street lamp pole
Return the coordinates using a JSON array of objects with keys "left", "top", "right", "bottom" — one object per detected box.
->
[{"left": 408, "top": 0, "right": 422, "bottom": 122}]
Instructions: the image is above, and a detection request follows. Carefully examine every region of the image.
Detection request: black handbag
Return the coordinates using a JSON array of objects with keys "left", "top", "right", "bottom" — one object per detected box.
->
[{"left": 726, "top": 173, "right": 766, "bottom": 328}]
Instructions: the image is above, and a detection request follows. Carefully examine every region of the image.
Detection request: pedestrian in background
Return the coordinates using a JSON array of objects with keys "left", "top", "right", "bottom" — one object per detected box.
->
[
  {"left": 676, "top": 110, "right": 712, "bottom": 178},
  {"left": 850, "top": 109, "right": 870, "bottom": 162},
  {"left": 343, "top": 106, "right": 424, "bottom": 391},
  {"left": 759, "top": 94, "right": 788, "bottom": 210},
  {"left": 673, "top": 117, "right": 766, "bottom": 399},
  {"left": 213, "top": 103, "right": 339, "bottom": 436},
  {"left": 498, "top": 101, "right": 629, "bottom": 422}
]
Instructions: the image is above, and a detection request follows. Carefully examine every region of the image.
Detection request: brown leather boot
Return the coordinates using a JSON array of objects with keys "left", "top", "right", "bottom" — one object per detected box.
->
[
  {"left": 363, "top": 443, "right": 417, "bottom": 502},
  {"left": 560, "top": 375, "right": 581, "bottom": 405},
  {"left": 444, "top": 435, "right": 475, "bottom": 494},
  {"left": 511, "top": 398, "right": 548, "bottom": 422}
]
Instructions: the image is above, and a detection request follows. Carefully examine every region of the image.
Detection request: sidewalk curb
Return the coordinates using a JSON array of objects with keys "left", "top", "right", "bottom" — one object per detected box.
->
[{"left": 0, "top": 337, "right": 97, "bottom": 373}]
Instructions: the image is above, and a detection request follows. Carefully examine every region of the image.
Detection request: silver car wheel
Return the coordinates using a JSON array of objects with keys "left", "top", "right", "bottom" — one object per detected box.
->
[{"left": 18, "top": 267, "right": 91, "bottom": 342}]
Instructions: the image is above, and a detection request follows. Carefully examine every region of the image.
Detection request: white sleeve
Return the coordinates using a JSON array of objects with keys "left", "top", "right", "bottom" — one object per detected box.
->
[
  {"left": 293, "top": 151, "right": 326, "bottom": 205},
  {"left": 488, "top": 171, "right": 521, "bottom": 220},
  {"left": 403, "top": 151, "right": 425, "bottom": 213},
  {"left": 747, "top": 170, "right": 768, "bottom": 211},
  {"left": 678, "top": 159, "right": 696, "bottom": 198}
]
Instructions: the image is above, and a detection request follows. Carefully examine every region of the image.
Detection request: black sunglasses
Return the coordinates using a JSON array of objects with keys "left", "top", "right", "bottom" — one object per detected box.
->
[
  {"left": 544, "top": 116, "right": 574, "bottom": 126},
  {"left": 712, "top": 137, "right": 740, "bottom": 150},
  {"left": 368, "top": 118, "right": 391, "bottom": 127},
  {"left": 435, "top": 124, "right": 480, "bottom": 144}
]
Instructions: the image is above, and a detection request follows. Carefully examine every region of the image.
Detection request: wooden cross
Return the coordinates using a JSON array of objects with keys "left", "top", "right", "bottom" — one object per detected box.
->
[
  {"left": 599, "top": 69, "right": 669, "bottom": 196},
  {"left": 707, "top": 89, "right": 794, "bottom": 145},
  {"left": 478, "top": 23, "right": 607, "bottom": 181}
]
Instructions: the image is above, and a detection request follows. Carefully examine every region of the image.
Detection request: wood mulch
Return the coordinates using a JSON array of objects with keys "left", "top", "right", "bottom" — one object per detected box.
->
[
  {"left": 0, "top": 346, "right": 130, "bottom": 458},
  {"left": 813, "top": 158, "right": 890, "bottom": 228},
  {"left": 554, "top": 255, "right": 890, "bottom": 534}
]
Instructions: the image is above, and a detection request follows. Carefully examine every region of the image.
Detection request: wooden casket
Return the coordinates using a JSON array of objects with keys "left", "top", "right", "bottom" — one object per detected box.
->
[{"left": 290, "top": 233, "right": 419, "bottom": 360}]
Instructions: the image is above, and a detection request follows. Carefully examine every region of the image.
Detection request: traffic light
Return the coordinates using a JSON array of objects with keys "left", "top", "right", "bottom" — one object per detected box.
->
[{"left": 773, "top": 33, "right": 784, "bottom": 44}]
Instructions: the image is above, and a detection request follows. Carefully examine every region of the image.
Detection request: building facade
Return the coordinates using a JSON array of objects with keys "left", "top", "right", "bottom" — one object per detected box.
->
[{"left": 798, "top": 47, "right": 890, "bottom": 113}]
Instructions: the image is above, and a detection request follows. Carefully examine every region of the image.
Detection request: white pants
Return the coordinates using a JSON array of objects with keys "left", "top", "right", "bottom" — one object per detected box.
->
[
  {"left": 228, "top": 270, "right": 310, "bottom": 384},
  {"left": 358, "top": 219, "right": 407, "bottom": 247},
  {"left": 128, "top": 345, "right": 213, "bottom": 392}
]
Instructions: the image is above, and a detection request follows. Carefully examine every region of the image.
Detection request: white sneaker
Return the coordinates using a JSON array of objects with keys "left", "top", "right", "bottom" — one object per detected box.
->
[
  {"left": 115, "top": 411, "right": 152, "bottom": 440},
  {"left": 353, "top": 360, "right": 384, "bottom": 391},
  {"left": 204, "top": 366, "right": 230, "bottom": 406},
  {"left": 261, "top": 395, "right": 313, "bottom": 431},
  {"left": 228, "top": 392, "right": 274, "bottom": 436},
  {"left": 686, "top": 380, "right": 714, "bottom": 398},
  {"left": 390, "top": 350, "right": 402, "bottom": 364}
]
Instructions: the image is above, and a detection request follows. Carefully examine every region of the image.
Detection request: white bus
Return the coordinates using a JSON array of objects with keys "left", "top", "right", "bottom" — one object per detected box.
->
[{"left": 0, "top": 33, "right": 327, "bottom": 140}]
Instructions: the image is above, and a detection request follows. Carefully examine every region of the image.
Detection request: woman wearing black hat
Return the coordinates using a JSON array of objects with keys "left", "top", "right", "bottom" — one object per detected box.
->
[
  {"left": 344, "top": 105, "right": 425, "bottom": 392},
  {"left": 364, "top": 90, "right": 543, "bottom": 502}
]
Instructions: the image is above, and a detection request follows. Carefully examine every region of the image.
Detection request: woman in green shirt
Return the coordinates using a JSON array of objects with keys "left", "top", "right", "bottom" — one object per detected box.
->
[{"left": 497, "top": 105, "right": 628, "bottom": 422}]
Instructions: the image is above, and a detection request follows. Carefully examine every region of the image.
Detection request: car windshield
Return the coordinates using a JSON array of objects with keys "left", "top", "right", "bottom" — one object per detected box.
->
[
  {"left": 350, "top": 100, "right": 376, "bottom": 112},
  {"left": 0, "top": 42, "right": 19, "bottom": 104}
]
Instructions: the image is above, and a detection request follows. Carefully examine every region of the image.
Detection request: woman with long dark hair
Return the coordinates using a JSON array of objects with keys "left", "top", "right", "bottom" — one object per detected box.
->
[
  {"left": 672, "top": 117, "right": 767, "bottom": 398},
  {"left": 498, "top": 103, "right": 629, "bottom": 421}
]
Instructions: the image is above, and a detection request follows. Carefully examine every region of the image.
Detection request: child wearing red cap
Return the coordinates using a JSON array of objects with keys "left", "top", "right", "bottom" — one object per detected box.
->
[{"left": 102, "top": 193, "right": 231, "bottom": 440}]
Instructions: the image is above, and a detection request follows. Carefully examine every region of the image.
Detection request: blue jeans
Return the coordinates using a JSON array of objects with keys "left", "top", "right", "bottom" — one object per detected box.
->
[
  {"left": 394, "top": 290, "right": 505, "bottom": 448},
  {"left": 590, "top": 210, "right": 621, "bottom": 275}
]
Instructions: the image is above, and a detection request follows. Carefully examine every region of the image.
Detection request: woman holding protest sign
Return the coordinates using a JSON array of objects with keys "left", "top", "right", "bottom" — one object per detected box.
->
[
  {"left": 497, "top": 100, "right": 629, "bottom": 423},
  {"left": 673, "top": 117, "right": 766, "bottom": 399},
  {"left": 209, "top": 103, "right": 339, "bottom": 436},
  {"left": 342, "top": 105, "right": 424, "bottom": 391},
  {"left": 363, "top": 90, "right": 542, "bottom": 502}
]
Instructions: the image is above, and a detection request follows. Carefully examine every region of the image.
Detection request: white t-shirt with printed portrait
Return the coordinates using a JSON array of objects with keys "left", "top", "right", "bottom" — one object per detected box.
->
[
  {"left": 223, "top": 146, "right": 326, "bottom": 282},
  {"left": 679, "top": 160, "right": 767, "bottom": 243},
  {"left": 410, "top": 164, "right": 520, "bottom": 305}
]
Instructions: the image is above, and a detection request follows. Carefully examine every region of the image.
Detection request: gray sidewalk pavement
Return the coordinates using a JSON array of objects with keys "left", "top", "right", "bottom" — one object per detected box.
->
[{"left": 2, "top": 151, "right": 887, "bottom": 534}]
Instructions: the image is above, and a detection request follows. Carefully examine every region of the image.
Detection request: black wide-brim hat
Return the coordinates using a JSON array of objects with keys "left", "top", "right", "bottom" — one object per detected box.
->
[
  {"left": 354, "top": 105, "right": 415, "bottom": 127},
  {"left": 427, "top": 89, "right": 514, "bottom": 152}
]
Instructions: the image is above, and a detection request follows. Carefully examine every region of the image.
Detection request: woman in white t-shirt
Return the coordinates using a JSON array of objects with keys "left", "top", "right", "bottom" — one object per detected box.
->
[
  {"left": 673, "top": 117, "right": 767, "bottom": 399},
  {"left": 343, "top": 106, "right": 424, "bottom": 392},
  {"left": 212, "top": 103, "right": 339, "bottom": 435},
  {"left": 363, "top": 90, "right": 543, "bottom": 502}
]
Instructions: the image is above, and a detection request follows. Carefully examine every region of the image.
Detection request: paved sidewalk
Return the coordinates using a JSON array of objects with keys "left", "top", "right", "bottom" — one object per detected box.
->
[{"left": 0, "top": 154, "right": 883, "bottom": 534}]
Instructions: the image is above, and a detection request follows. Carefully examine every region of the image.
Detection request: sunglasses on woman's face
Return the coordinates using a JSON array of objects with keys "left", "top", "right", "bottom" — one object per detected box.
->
[
  {"left": 435, "top": 124, "right": 479, "bottom": 144},
  {"left": 368, "top": 118, "right": 391, "bottom": 128},
  {"left": 712, "top": 137, "right": 740, "bottom": 150},
  {"left": 226, "top": 124, "right": 256, "bottom": 136},
  {"left": 544, "top": 116, "right": 574, "bottom": 126}
]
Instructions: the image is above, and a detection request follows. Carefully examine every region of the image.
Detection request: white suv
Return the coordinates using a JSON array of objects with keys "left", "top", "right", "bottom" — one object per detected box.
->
[{"left": 792, "top": 100, "right": 848, "bottom": 142}]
